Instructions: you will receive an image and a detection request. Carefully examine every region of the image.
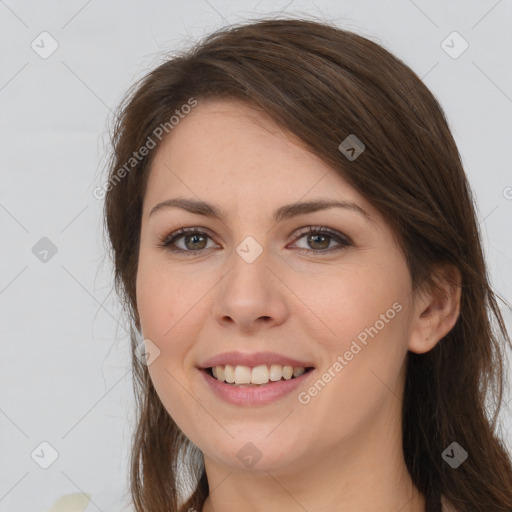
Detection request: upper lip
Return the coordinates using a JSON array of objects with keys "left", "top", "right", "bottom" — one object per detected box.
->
[{"left": 198, "top": 351, "right": 315, "bottom": 369}]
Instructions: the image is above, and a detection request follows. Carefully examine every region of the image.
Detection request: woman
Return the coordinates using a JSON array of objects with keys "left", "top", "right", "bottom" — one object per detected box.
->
[{"left": 101, "top": 17, "right": 512, "bottom": 512}]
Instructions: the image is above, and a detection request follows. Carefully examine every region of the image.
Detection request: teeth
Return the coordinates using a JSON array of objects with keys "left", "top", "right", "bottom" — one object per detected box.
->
[
  {"left": 269, "top": 364, "right": 283, "bottom": 381},
  {"left": 250, "top": 365, "right": 269, "bottom": 384},
  {"left": 282, "top": 365, "right": 293, "bottom": 380},
  {"left": 293, "top": 367, "right": 306, "bottom": 377},
  {"left": 210, "top": 364, "right": 307, "bottom": 385},
  {"left": 224, "top": 364, "right": 235, "bottom": 383},
  {"left": 234, "top": 365, "right": 251, "bottom": 384}
]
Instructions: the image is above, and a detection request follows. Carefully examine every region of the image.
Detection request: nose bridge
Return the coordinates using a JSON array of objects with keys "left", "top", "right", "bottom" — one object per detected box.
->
[
  {"left": 227, "top": 234, "right": 272, "bottom": 295},
  {"left": 235, "top": 233, "right": 266, "bottom": 266}
]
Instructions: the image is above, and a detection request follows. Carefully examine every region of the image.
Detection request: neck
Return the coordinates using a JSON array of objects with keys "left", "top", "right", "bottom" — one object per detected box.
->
[{"left": 200, "top": 403, "right": 425, "bottom": 512}]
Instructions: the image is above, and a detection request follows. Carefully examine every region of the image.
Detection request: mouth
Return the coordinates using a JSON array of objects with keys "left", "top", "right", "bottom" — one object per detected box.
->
[
  {"left": 203, "top": 364, "right": 315, "bottom": 387},
  {"left": 199, "top": 362, "right": 316, "bottom": 406}
]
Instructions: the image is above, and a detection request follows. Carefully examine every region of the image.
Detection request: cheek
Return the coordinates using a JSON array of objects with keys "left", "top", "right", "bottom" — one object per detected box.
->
[
  {"left": 136, "top": 257, "right": 208, "bottom": 340},
  {"left": 292, "top": 262, "right": 410, "bottom": 417},
  {"left": 312, "top": 266, "right": 410, "bottom": 394},
  {"left": 293, "top": 260, "right": 409, "bottom": 345},
  {"left": 135, "top": 262, "right": 206, "bottom": 429}
]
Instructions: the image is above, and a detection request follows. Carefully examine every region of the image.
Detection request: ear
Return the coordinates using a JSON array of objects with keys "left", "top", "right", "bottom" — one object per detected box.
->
[{"left": 408, "top": 263, "right": 462, "bottom": 354}]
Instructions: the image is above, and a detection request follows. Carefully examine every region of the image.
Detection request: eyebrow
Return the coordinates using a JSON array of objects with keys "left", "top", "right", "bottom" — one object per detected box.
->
[{"left": 148, "top": 197, "right": 372, "bottom": 223}]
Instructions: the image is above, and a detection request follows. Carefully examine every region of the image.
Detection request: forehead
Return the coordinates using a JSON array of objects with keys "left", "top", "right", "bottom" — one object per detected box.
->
[
  {"left": 143, "top": 99, "right": 376, "bottom": 221},
  {"left": 152, "top": 98, "right": 316, "bottom": 175}
]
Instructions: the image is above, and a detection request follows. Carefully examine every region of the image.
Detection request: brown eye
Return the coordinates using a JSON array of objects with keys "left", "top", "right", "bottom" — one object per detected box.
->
[
  {"left": 182, "top": 233, "right": 208, "bottom": 251},
  {"left": 157, "top": 228, "right": 217, "bottom": 255},
  {"left": 306, "top": 233, "right": 330, "bottom": 250},
  {"left": 157, "top": 225, "right": 351, "bottom": 256},
  {"left": 289, "top": 226, "right": 352, "bottom": 254}
]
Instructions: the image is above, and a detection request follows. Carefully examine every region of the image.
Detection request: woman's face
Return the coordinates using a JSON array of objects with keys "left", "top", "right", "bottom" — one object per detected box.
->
[{"left": 136, "top": 99, "right": 420, "bottom": 474}]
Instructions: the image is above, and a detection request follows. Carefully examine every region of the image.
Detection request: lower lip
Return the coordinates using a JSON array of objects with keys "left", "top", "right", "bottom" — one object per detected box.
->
[{"left": 199, "top": 368, "right": 315, "bottom": 406}]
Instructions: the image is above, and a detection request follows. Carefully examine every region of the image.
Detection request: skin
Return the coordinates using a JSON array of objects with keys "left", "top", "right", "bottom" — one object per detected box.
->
[{"left": 135, "top": 99, "right": 461, "bottom": 512}]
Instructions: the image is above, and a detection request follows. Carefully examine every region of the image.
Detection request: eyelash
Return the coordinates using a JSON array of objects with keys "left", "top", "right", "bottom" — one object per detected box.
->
[{"left": 156, "top": 226, "right": 352, "bottom": 256}]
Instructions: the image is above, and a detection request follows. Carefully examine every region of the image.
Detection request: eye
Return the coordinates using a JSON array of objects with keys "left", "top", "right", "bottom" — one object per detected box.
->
[
  {"left": 156, "top": 227, "right": 218, "bottom": 255},
  {"left": 156, "top": 226, "right": 352, "bottom": 256},
  {"left": 288, "top": 226, "right": 352, "bottom": 254}
]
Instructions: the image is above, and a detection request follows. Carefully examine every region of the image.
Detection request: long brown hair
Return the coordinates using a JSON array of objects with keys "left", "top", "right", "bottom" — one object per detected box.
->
[{"left": 102, "top": 17, "right": 512, "bottom": 512}]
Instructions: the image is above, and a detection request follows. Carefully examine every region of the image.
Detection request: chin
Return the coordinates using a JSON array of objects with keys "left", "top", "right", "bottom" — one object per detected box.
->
[{"left": 203, "top": 436, "right": 302, "bottom": 473}]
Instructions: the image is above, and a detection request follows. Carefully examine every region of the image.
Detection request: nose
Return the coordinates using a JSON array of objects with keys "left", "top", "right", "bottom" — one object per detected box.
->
[{"left": 211, "top": 248, "right": 289, "bottom": 334}]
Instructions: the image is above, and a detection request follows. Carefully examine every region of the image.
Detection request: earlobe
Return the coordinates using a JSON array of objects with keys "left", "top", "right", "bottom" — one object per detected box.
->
[{"left": 408, "top": 264, "right": 462, "bottom": 354}]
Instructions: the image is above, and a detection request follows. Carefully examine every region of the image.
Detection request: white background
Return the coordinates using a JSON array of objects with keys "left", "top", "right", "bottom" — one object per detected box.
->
[{"left": 1, "top": 1, "right": 511, "bottom": 511}]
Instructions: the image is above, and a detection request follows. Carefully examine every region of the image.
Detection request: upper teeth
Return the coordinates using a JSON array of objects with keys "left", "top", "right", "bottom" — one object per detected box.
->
[{"left": 212, "top": 364, "right": 306, "bottom": 384}]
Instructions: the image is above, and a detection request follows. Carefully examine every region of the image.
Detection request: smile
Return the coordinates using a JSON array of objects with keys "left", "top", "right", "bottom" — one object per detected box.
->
[{"left": 199, "top": 365, "right": 315, "bottom": 406}]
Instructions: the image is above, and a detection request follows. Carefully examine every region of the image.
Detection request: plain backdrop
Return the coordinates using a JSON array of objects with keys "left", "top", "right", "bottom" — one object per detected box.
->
[{"left": 1, "top": 1, "right": 511, "bottom": 510}]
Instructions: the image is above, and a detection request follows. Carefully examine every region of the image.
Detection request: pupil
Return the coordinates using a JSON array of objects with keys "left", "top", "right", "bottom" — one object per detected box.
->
[
  {"left": 309, "top": 234, "right": 328, "bottom": 249},
  {"left": 187, "top": 234, "right": 206, "bottom": 250}
]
